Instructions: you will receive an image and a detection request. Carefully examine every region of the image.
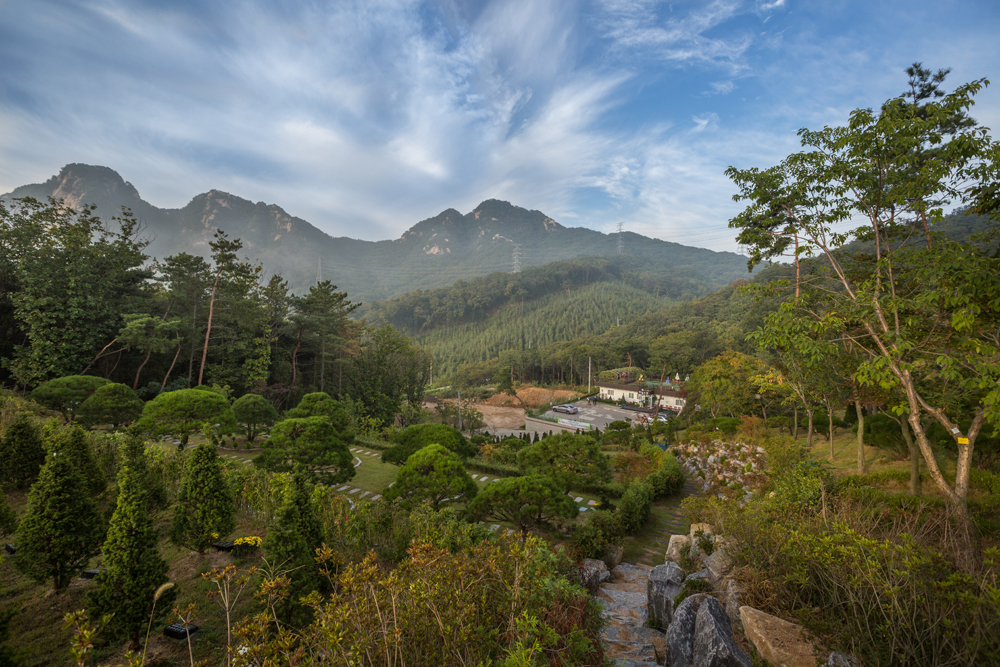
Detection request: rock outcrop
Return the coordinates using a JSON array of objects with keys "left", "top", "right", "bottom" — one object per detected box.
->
[
  {"left": 648, "top": 562, "right": 686, "bottom": 630},
  {"left": 665, "top": 593, "right": 751, "bottom": 667},
  {"left": 739, "top": 606, "right": 817, "bottom": 667}
]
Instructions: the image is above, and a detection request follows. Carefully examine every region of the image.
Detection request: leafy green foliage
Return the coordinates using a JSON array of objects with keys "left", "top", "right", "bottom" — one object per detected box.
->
[
  {"left": 468, "top": 475, "right": 577, "bottom": 539},
  {"left": 137, "top": 387, "right": 236, "bottom": 447},
  {"left": 88, "top": 465, "right": 173, "bottom": 647},
  {"left": 342, "top": 324, "right": 430, "bottom": 426},
  {"left": 0, "top": 414, "right": 45, "bottom": 490},
  {"left": 231, "top": 393, "right": 279, "bottom": 444},
  {"left": 255, "top": 416, "right": 355, "bottom": 485},
  {"left": 517, "top": 433, "right": 612, "bottom": 493},
  {"left": 29, "top": 375, "right": 110, "bottom": 423},
  {"left": 383, "top": 444, "right": 478, "bottom": 509},
  {"left": 12, "top": 447, "right": 104, "bottom": 591},
  {"left": 170, "top": 443, "right": 235, "bottom": 553},
  {"left": 77, "top": 382, "right": 143, "bottom": 429},
  {"left": 382, "top": 423, "right": 475, "bottom": 466},
  {"left": 617, "top": 480, "right": 653, "bottom": 534},
  {"left": 0, "top": 198, "right": 149, "bottom": 387},
  {"left": 568, "top": 510, "right": 624, "bottom": 560},
  {"left": 728, "top": 73, "right": 1000, "bottom": 518},
  {"left": 646, "top": 452, "right": 685, "bottom": 500}
]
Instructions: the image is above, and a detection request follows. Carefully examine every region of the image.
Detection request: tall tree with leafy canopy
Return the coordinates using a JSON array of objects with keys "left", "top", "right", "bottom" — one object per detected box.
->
[
  {"left": 0, "top": 198, "right": 150, "bottom": 387},
  {"left": 170, "top": 443, "right": 235, "bottom": 553},
  {"left": 78, "top": 382, "right": 144, "bottom": 430},
  {"left": 0, "top": 414, "right": 45, "bottom": 490},
  {"left": 255, "top": 416, "right": 355, "bottom": 485},
  {"left": 29, "top": 375, "right": 110, "bottom": 423},
  {"left": 468, "top": 475, "right": 576, "bottom": 540},
  {"left": 383, "top": 444, "right": 477, "bottom": 509},
  {"left": 727, "top": 71, "right": 1000, "bottom": 524},
  {"left": 343, "top": 325, "right": 431, "bottom": 426},
  {"left": 291, "top": 281, "right": 359, "bottom": 394},
  {"left": 88, "top": 465, "right": 174, "bottom": 649},
  {"left": 137, "top": 387, "right": 236, "bottom": 448},
  {"left": 232, "top": 393, "right": 279, "bottom": 444},
  {"left": 13, "top": 446, "right": 104, "bottom": 591},
  {"left": 517, "top": 433, "right": 611, "bottom": 493}
]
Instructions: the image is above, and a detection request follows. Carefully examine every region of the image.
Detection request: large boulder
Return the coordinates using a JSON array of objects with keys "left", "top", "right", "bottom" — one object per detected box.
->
[
  {"left": 739, "top": 606, "right": 817, "bottom": 667},
  {"left": 665, "top": 593, "right": 751, "bottom": 667},
  {"left": 666, "top": 534, "right": 691, "bottom": 563},
  {"left": 703, "top": 547, "right": 732, "bottom": 585},
  {"left": 648, "top": 562, "right": 686, "bottom": 630},
  {"left": 824, "top": 652, "right": 862, "bottom": 667},
  {"left": 613, "top": 562, "right": 653, "bottom": 585},
  {"left": 719, "top": 577, "right": 743, "bottom": 623}
]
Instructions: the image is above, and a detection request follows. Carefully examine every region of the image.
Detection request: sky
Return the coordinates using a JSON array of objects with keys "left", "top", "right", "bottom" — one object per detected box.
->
[{"left": 1, "top": 0, "right": 998, "bottom": 254}]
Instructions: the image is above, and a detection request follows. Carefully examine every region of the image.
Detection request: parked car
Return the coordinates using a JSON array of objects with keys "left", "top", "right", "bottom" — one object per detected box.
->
[{"left": 552, "top": 404, "right": 579, "bottom": 414}]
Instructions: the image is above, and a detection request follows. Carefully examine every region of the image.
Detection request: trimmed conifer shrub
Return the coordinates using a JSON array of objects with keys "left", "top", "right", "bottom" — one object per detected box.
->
[
  {"left": 48, "top": 426, "right": 106, "bottom": 496},
  {"left": 264, "top": 470, "right": 325, "bottom": 621},
  {"left": 0, "top": 414, "right": 45, "bottom": 490},
  {"left": 13, "top": 447, "right": 104, "bottom": 591},
  {"left": 88, "top": 465, "right": 174, "bottom": 648},
  {"left": 170, "top": 443, "right": 235, "bottom": 553}
]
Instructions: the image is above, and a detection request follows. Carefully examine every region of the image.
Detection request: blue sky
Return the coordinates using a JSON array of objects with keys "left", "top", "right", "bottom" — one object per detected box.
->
[{"left": 1, "top": 0, "right": 998, "bottom": 253}]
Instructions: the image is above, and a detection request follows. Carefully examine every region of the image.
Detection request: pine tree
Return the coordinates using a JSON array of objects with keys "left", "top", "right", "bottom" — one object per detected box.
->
[
  {"left": 0, "top": 415, "right": 45, "bottom": 490},
  {"left": 264, "top": 470, "right": 325, "bottom": 621},
  {"left": 88, "top": 465, "right": 174, "bottom": 648},
  {"left": 50, "top": 426, "right": 106, "bottom": 496},
  {"left": 13, "top": 447, "right": 104, "bottom": 591},
  {"left": 170, "top": 443, "right": 235, "bottom": 553}
]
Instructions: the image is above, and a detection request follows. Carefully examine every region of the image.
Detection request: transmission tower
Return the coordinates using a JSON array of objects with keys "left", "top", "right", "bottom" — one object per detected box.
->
[
  {"left": 316, "top": 255, "right": 322, "bottom": 284},
  {"left": 616, "top": 222, "right": 625, "bottom": 255},
  {"left": 512, "top": 244, "right": 522, "bottom": 273}
]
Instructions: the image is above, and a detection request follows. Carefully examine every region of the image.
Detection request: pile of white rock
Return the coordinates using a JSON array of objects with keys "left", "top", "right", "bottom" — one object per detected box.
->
[{"left": 671, "top": 440, "right": 767, "bottom": 500}]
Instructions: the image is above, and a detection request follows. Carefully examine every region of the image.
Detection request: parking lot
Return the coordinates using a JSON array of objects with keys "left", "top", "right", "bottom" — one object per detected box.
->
[{"left": 540, "top": 400, "right": 655, "bottom": 431}]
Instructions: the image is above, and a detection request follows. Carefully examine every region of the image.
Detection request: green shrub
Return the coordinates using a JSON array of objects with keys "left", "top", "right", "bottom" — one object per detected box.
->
[
  {"left": 569, "top": 510, "right": 624, "bottom": 560},
  {"left": 647, "top": 453, "right": 685, "bottom": 499},
  {"left": 707, "top": 417, "right": 741, "bottom": 435},
  {"left": 618, "top": 480, "right": 653, "bottom": 534},
  {"left": 383, "top": 423, "right": 476, "bottom": 465}
]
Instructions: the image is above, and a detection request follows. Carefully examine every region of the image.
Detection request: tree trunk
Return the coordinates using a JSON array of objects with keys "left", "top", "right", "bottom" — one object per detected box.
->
[
  {"left": 291, "top": 332, "right": 301, "bottom": 391},
  {"left": 900, "top": 417, "right": 920, "bottom": 496},
  {"left": 855, "top": 399, "right": 866, "bottom": 474},
  {"left": 188, "top": 302, "right": 198, "bottom": 385},
  {"left": 161, "top": 340, "right": 183, "bottom": 390},
  {"left": 806, "top": 409, "right": 814, "bottom": 448},
  {"left": 793, "top": 406, "right": 799, "bottom": 438},
  {"left": 133, "top": 347, "right": 153, "bottom": 390},
  {"left": 828, "top": 403, "right": 835, "bottom": 461},
  {"left": 198, "top": 273, "right": 221, "bottom": 387}
]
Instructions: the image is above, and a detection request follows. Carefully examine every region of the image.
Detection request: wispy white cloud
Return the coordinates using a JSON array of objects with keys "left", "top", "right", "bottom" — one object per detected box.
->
[{"left": 0, "top": 0, "right": 997, "bottom": 258}]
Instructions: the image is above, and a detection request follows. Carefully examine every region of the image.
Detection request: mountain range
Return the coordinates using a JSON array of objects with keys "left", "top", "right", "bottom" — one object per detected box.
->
[{"left": 2, "top": 163, "right": 752, "bottom": 303}]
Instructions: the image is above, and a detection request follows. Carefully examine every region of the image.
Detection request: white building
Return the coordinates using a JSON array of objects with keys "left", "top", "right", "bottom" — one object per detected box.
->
[{"left": 595, "top": 382, "right": 686, "bottom": 411}]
